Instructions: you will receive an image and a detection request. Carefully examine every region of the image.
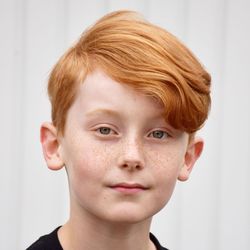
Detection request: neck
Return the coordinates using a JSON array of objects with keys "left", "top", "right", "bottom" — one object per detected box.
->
[{"left": 58, "top": 206, "right": 156, "bottom": 250}]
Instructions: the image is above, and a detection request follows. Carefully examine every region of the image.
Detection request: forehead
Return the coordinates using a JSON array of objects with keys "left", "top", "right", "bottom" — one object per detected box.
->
[{"left": 71, "top": 69, "right": 165, "bottom": 116}]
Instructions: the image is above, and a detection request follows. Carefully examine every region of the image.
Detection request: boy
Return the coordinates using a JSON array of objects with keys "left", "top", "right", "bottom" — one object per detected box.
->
[{"left": 27, "top": 10, "right": 211, "bottom": 250}]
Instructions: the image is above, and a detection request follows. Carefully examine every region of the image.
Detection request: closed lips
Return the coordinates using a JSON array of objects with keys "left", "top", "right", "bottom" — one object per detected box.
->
[{"left": 110, "top": 183, "right": 149, "bottom": 189}]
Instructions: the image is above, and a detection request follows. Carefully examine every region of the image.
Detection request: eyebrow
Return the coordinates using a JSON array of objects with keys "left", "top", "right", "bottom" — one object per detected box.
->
[
  {"left": 85, "top": 108, "right": 167, "bottom": 122},
  {"left": 85, "top": 109, "right": 122, "bottom": 118}
]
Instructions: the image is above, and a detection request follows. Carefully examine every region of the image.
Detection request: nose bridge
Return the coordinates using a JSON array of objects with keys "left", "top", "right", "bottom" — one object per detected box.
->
[
  {"left": 125, "top": 134, "right": 142, "bottom": 155},
  {"left": 118, "top": 132, "right": 145, "bottom": 169}
]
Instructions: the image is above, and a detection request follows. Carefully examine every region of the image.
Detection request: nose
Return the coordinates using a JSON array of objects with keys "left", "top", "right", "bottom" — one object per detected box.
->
[{"left": 118, "top": 137, "right": 145, "bottom": 171}]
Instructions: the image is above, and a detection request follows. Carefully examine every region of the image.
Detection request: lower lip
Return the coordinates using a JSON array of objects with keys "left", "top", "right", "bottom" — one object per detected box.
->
[{"left": 111, "top": 186, "right": 146, "bottom": 194}]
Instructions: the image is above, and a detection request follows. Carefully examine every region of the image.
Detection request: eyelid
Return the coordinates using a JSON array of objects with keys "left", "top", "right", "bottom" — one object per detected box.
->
[
  {"left": 147, "top": 128, "right": 171, "bottom": 139},
  {"left": 92, "top": 124, "right": 119, "bottom": 136},
  {"left": 98, "top": 127, "right": 116, "bottom": 135}
]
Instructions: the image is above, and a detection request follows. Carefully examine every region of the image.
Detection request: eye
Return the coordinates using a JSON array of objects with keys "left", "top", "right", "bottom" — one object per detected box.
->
[
  {"left": 98, "top": 127, "right": 112, "bottom": 135},
  {"left": 96, "top": 126, "right": 119, "bottom": 136},
  {"left": 149, "top": 130, "right": 169, "bottom": 139}
]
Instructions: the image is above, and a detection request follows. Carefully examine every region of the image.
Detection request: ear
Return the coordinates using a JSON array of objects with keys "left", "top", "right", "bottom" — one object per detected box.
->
[
  {"left": 178, "top": 137, "right": 204, "bottom": 182},
  {"left": 40, "top": 122, "right": 64, "bottom": 171}
]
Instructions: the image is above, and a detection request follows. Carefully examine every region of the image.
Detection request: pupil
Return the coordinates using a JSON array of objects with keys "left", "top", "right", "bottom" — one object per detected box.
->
[
  {"left": 100, "top": 127, "right": 110, "bottom": 134},
  {"left": 153, "top": 131, "right": 164, "bottom": 138}
]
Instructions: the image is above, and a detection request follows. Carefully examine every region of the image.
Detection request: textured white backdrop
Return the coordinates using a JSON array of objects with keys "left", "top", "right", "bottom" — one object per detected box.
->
[{"left": 0, "top": 0, "right": 250, "bottom": 249}]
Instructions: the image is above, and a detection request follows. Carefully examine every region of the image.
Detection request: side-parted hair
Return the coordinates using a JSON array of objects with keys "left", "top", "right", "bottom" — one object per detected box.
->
[{"left": 48, "top": 10, "right": 211, "bottom": 135}]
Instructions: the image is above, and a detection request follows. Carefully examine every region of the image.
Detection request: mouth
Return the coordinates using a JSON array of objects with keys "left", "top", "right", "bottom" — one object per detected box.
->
[{"left": 109, "top": 182, "right": 149, "bottom": 194}]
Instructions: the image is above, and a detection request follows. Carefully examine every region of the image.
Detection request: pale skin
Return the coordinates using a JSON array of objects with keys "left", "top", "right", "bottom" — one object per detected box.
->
[{"left": 41, "top": 69, "right": 203, "bottom": 250}]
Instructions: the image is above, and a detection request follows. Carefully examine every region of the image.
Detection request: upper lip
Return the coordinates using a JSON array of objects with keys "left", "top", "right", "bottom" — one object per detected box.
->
[{"left": 110, "top": 182, "right": 149, "bottom": 189}]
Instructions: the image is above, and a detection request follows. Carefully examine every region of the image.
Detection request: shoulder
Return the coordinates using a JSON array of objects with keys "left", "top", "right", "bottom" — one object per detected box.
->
[
  {"left": 26, "top": 227, "right": 62, "bottom": 250},
  {"left": 150, "top": 233, "right": 169, "bottom": 250}
]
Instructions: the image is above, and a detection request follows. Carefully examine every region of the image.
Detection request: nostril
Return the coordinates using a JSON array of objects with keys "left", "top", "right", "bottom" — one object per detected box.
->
[
  {"left": 121, "top": 161, "right": 143, "bottom": 170},
  {"left": 118, "top": 143, "right": 145, "bottom": 170}
]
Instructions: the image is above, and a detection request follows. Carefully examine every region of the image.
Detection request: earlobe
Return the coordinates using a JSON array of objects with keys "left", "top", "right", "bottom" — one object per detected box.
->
[
  {"left": 178, "top": 137, "right": 204, "bottom": 182},
  {"left": 40, "top": 122, "right": 64, "bottom": 170}
]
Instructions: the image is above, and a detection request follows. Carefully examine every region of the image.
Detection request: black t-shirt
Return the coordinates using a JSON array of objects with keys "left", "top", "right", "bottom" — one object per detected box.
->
[{"left": 27, "top": 227, "right": 169, "bottom": 250}]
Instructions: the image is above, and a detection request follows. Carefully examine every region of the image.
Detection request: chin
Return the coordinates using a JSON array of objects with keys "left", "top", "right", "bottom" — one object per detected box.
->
[
  {"left": 100, "top": 205, "right": 157, "bottom": 225},
  {"left": 104, "top": 215, "right": 151, "bottom": 226}
]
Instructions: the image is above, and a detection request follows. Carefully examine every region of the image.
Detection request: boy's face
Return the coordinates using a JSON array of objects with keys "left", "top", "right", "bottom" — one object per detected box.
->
[{"left": 42, "top": 69, "right": 203, "bottom": 224}]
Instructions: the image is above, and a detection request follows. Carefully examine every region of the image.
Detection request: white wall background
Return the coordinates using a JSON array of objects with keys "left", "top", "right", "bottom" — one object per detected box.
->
[{"left": 1, "top": 0, "right": 249, "bottom": 249}]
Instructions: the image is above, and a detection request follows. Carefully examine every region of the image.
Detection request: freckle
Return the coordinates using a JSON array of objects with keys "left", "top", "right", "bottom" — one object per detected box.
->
[{"left": 91, "top": 144, "right": 113, "bottom": 169}]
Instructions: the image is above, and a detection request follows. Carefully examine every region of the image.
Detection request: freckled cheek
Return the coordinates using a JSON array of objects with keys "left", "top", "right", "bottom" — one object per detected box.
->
[
  {"left": 146, "top": 148, "right": 184, "bottom": 173},
  {"left": 66, "top": 141, "right": 117, "bottom": 178},
  {"left": 147, "top": 148, "right": 184, "bottom": 188},
  {"left": 146, "top": 149, "right": 184, "bottom": 207}
]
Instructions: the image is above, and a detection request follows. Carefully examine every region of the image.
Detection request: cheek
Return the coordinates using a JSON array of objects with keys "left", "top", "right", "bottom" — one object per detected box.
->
[
  {"left": 64, "top": 138, "right": 115, "bottom": 181},
  {"left": 63, "top": 140, "right": 114, "bottom": 203},
  {"left": 147, "top": 147, "right": 185, "bottom": 204},
  {"left": 148, "top": 146, "right": 185, "bottom": 175}
]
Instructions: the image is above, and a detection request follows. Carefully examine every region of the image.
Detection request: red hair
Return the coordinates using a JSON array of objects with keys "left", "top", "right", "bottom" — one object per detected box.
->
[{"left": 48, "top": 10, "right": 211, "bottom": 135}]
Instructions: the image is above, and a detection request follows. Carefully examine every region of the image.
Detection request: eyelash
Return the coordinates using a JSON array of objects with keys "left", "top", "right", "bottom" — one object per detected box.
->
[
  {"left": 96, "top": 127, "right": 117, "bottom": 135},
  {"left": 95, "top": 126, "right": 117, "bottom": 136},
  {"left": 148, "top": 130, "right": 170, "bottom": 139}
]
